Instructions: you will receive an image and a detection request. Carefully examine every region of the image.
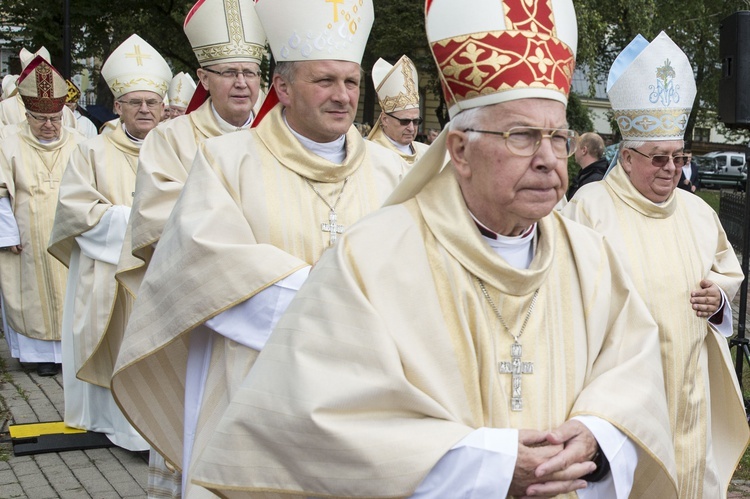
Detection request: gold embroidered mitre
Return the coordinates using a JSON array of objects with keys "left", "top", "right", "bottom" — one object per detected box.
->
[
  {"left": 607, "top": 32, "right": 696, "bottom": 141},
  {"left": 101, "top": 34, "right": 172, "bottom": 99},
  {"left": 256, "top": 0, "right": 373, "bottom": 63},
  {"left": 17, "top": 56, "right": 67, "bottom": 113},
  {"left": 168, "top": 72, "right": 197, "bottom": 109},
  {"left": 425, "top": 0, "right": 577, "bottom": 119},
  {"left": 184, "top": 0, "right": 266, "bottom": 67},
  {"left": 372, "top": 55, "right": 420, "bottom": 113},
  {"left": 66, "top": 79, "right": 81, "bottom": 103}
]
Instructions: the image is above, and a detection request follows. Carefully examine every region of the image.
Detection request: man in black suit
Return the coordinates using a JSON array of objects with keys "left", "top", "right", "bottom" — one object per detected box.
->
[{"left": 678, "top": 151, "right": 699, "bottom": 193}]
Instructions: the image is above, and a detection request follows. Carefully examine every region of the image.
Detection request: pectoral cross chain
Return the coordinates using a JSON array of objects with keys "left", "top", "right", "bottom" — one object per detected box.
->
[{"left": 498, "top": 342, "right": 534, "bottom": 412}]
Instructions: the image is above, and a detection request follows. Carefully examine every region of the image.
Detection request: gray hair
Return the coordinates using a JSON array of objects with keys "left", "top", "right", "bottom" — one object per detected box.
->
[
  {"left": 619, "top": 140, "right": 646, "bottom": 161},
  {"left": 274, "top": 61, "right": 299, "bottom": 83},
  {"left": 450, "top": 106, "right": 487, "bottom": 143}
]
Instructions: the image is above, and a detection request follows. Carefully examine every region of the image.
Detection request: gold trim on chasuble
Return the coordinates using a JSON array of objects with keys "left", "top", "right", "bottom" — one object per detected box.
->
[{"left": 430, "top": 0, "right": 574, "bottom": 107}]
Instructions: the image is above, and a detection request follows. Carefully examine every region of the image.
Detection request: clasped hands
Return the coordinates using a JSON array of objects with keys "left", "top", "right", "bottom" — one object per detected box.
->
[{"left": 510, "top": 419, "right": 599, "bottom": 498}]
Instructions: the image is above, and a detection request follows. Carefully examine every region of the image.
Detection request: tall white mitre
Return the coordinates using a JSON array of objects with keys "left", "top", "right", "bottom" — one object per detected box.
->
[
  {"left": 19, "top": 46, "right": 51, "bottom": 70},
  {"left": 168, "top": 72, "right": 196, "bottom": 109},
  {"left": 101, "top": 34, "right": 172, "bottom": 99},
  {"left": 607, "top": 31, "right": 696, "bottom": 141},
  {"left": 183, "top": 0, "right": 266, "bottom": 67},
  {"left": 372, "top": 55, "right": 420, "bottom": 113},
  {"left": 255, "top": 0, "right": 374, "bottom": 63},
  {"left": 2, "top": 74, "right": 18, "bottom": 99}
]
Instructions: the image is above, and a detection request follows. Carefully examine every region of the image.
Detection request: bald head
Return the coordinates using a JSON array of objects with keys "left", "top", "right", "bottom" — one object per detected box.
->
[{"left": 575, "top": 133, "right": 605, "bottom": 168}]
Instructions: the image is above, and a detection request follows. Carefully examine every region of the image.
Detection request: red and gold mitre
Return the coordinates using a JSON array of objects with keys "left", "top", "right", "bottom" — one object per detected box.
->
[
  {"left": 17, "top": 56, "right": 67, "bottom": 114},
  {"left": 425, "top": 0, "right": 577, "bottom": 118}
]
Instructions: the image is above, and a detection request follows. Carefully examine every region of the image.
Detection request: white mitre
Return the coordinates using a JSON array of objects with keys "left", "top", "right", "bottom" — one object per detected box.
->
[
  {"left": 168, "top": 72, "right": 196, "bottom": 109},
  {"left": 184, "top": 0, "right": 266, "bottom": 67},
  {"left": 1, "top": 74, "right": 18, "bottom": 99},
  {"left": 256, "top": 0, "right": 373, "bottom": 63},
  {"left": 607, "top": 31, "right": 696, "bottom": 141},
  {"left": 101, "top": 34, "right": 172, "bottom": 99},
  {"left": 373, "top": 55, "right": 419, "bottom": 113},
  {"left": 19, "top": 47, "right": 51, "bottom": 70}
]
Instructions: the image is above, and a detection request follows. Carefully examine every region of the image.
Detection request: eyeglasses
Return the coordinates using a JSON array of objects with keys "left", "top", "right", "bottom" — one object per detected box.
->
[
  {"left": 26, "top": 112, "right": 63, "bottom": 124},
  {"left": 628, "top": 148, "right": 689, "bottom": 168},
  {"left": 385, "top": 112, "right": 423, "bottom": 127},
  {"left": 118, "top": 98, "right": 162, "bottom": 109},
  {"left": 204, "top": 67, "right": 261, "bottom": 80},
  {"left": 462, "top": 126, "right": 579, "bottom": 159}
]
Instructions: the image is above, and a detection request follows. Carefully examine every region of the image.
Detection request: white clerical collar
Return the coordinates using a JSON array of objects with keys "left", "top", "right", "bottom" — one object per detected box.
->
[
  {"left": 283, "top": 112, "right": 347, "bottom": 164},
  {"left": 470, "top": 212, "right": 536, "bottom": 269},
  {"left": 121, "top": 123, "right": 143, "bottom": 144},
  {"left": 384, "top": 133, "right": 414, "bottom": 155},
  {"left": 211, "top": 103, "right": 253, "bottom": 133}
]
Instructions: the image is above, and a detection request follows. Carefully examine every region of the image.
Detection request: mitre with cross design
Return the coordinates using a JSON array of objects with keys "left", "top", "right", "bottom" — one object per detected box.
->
[
  {"left": 256, "top": 0, "right": 373, "bottom": 64},
  {"left": 16, "top": 56, "right": 67, "bottom": 114},
  {"left": 168, "top": 72, "right": 197, "bottom": 109},
  {"left": 184, "top": 0, "right": 267, "bottom": 67},
  {"left": 425, "top": 0, "right": 577, "bottom": 119},
  {"left": 372, "top": 55, "right": 420, "bottom": 113},
  {"left": 607, "top": 31, "right": 696, "bottom": 142},
  {"left": 101, "top": 34, "right": 172, "bottom": 99}
]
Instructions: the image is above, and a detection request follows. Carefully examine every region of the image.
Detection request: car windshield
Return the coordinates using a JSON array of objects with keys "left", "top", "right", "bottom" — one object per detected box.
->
[{"left": 694, "top": 156, "right": 717, "bottom": 172}]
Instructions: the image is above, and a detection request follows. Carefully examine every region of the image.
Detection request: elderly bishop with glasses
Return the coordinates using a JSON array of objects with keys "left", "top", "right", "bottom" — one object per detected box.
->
[
  {"left": 563, "top": 32, "right": 748, "bottom": 498},
  {"left": 0, "top": 57, "right": 85, "bottom": 377},
  {"left": 187, "top": 1, "right": 679, "bottom": 498}
]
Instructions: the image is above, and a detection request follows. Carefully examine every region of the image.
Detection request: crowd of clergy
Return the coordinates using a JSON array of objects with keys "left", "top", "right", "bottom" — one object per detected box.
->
[{"left": 0, "top": 0, "right": 747, "bottom": 497}]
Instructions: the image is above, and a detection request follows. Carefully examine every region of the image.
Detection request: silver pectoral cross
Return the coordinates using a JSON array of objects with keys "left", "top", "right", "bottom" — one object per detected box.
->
[
  {"left": 321, "top": 209, "right": 344, "bottom": 245},
  {"left": 498, "top": 341, "right": 533, "bottom": 411},
  {"left": 44, "top": 176, "right": 59, "bottom": 189}
]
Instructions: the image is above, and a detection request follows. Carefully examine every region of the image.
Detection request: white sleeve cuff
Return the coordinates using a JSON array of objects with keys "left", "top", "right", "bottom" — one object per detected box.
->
[
  {"left": 75, "top": 205, "right": 131, "bottom": 264},
  {"left": 411, "top": 428, "right": 517, "bottom": 498},
  {"left": 573, "top": 415, "right": 637, "bottom": 498},
  {"left": 710, "top": 289, "right": 733, "bottom": 338},
  {"left": 0, "top": 197, "right": 20, "bottom": 246},
  {"left": 204, "top": 266, "right": 311, "bottom": 351}
]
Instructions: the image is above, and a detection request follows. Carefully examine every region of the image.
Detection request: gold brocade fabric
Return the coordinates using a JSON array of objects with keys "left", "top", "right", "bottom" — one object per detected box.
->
[
  {"left": 48, "top": 124, "right": 139, "bottom": 386},
  {"left": 0, "top": 124, "right": 84, "bottom": 340},
  {"left": 190, "top": 165, "right": 677, "bottom": 498},
  {"left": 111, "top": 102, "right": 405, "bottom": 474},
  {"left": 563, "top": 163, "right": 749, "bottom": 498}
]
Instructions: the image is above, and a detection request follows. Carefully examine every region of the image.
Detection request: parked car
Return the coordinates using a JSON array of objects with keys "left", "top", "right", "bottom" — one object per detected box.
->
[{"left": 697, "top": 153, "right": 747, "bottom": 191}]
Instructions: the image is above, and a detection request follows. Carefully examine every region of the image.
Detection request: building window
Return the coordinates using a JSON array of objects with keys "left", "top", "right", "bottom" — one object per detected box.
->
[{"left": 693, "top": 127, "right": 710, "bottom": 142}]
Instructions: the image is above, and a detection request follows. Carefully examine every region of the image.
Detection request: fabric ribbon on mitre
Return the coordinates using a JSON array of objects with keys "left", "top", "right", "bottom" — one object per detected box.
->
[
  {"left": 425, "top": 0, "right": 577, "bottom": 119},
  {"left": 17, "top": 56, "right": 67, "bottom": 114}
]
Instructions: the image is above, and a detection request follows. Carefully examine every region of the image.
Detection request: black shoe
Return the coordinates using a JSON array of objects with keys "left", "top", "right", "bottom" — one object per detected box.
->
[{"left": 37, "top": 362, "right": 59, "bottom": 376}]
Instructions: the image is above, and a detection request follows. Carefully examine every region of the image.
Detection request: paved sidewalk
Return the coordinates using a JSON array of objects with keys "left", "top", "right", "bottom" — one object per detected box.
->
[{"left": 0, "top": 333, "right": 148, "bottom": 498}]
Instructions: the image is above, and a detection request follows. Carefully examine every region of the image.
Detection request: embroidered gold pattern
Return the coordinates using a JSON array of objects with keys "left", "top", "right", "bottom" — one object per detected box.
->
[
  {"left": 109, "top": 77, "right": 169, "bottom": 95},
  {"left": 125, "top": 45, "right": 152, "bottom": 66},
  {"left": 379, "top": 59, "right": 420, "bottom": 112},
  {"left": 193, "top": 0, "right": 265, "bottom": 65},
  {"left": 614, "top": 108, "right": 691, "bottom": 138}
]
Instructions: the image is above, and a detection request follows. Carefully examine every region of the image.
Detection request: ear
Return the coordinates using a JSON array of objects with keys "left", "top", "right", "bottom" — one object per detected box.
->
[
  {"left": 274, "top": 73, "right": 292, "bottom": 107},
  {"left": 113, "top": 100, "right": 123, "bottom": 116},
  {"left": 196, "top": 68, "right": 210, "bottom": 91},
  {"left": 620, "top": 149, "right": 633, "bottom": 174},
  {"left": 447, "top": 129, "right": 472, "bottom": 180}
]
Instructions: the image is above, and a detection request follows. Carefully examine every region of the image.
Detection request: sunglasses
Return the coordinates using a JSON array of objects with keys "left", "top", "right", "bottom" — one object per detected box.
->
[
  {"left": 629, "top": 148, "right": 689, "bottom": 168},
  {"left": 385, "top": 112, "right": 423, "bottom": 127}
]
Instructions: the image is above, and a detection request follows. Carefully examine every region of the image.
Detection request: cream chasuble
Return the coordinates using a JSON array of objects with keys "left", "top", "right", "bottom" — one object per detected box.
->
[
  {"left": 189, "top": 165, "right": 677, "bottom": 498},
  {"left": 48, "top": 124, "right": 139, "bottom": 387},
  {"left": 0, "top": 124, "right": 83, "bottom": 341},
  {"left": 368, "top": 120, "right": 429, "bottom": 166},
  {"left": 46, "top": 124, "right": 147, "bottom": 450},
  {"left": 562, "top": 164, "right": 748, "bottom": 498},
  {"left": 112, "top": 102, "right": 405, "bottom": 473}
]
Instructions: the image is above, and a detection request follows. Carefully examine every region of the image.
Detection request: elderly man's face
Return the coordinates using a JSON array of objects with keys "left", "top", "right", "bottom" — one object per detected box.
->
[
  {"left": 26, "top": 110, "right": 64, "bottom": 141},
  {"left": 275, "top": 60, "right": 360, "bottom": 143},
  {"left": 197, "top": 62, "right": 261, "bottom": 127},
  {"left": 381, "top": 108, "right": 420, "bottom": 146},
  {"left": 448, "top": 99, "right": 568, "bottom": 236},
  {"left": 114, "top": 90, "right": 164, "bottom": 140},
  {"left": 621, "top": 140, "right": 684, "bottom": 203}
]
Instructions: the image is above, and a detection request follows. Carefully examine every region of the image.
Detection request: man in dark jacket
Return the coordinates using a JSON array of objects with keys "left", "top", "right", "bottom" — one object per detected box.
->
[{"left": 567, "top": 132, "right": 608, "bottom": 199}]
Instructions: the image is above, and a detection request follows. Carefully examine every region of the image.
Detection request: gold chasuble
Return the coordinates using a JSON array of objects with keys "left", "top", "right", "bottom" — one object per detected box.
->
[
  {"left": 112, "top": 103, "right": 405, "bottom": 473},
  {"left": 48, "top": 124, "right": 139, "bottom": 387},
  {"left": 563, "top": 164, "right": 748, "bottom": 498},
  {"left": 367, "top": 121, "right": 429, "bottom": 166},
  {"left": 0, "top": 124, "right": 83, "bottom": 340},
  {"left": 189, "top": 166, "right": 677, "bottom": 498}
]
